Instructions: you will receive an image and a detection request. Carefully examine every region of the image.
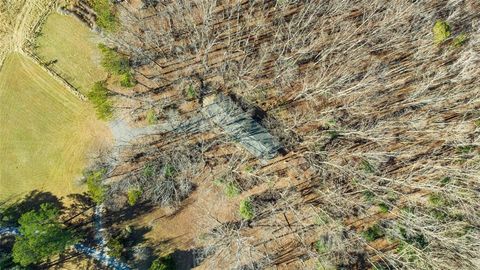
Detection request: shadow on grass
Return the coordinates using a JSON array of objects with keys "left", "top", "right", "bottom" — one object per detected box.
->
[{"left": 1, "top": 190, "right": 63, "bottom": 226}]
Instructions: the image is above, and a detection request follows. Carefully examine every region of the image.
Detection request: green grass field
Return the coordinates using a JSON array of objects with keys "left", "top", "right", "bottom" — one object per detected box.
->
[
  {"left": 0, "top": 53, "right": 110, "bottom": 200},
  {"left": 36, "top": 13, "right": 107, "bottom": 95}
]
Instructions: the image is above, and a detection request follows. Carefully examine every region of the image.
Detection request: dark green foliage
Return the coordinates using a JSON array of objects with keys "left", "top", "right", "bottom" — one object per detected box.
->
[
  {"left": 361, "top": 160, "right": 375, "bottom": 173},
  {"left": 87, "top": 81, "right": 113, "bottom": 120},
  {"left": 0, "top": 252, "right": 16, "bottom": 269},
  {"left": 98, "top": 44, "right": 129, "bottom": 75},
  {"left": 12, "top": 204, "right": 77, "bottom": 266},
  {"left": 142, "top": 163, "right": 155, "bottom": 178},
  {"left": 149, "top": 255, "right": 175, "bottom": 270},
  {"left": 127, "top": 189, "right": 142, "bottom": 206},
  {"left": 163, "top": 164, "right": 176, "bottom": 178},
  {"left": 186, "top": 84, "right": 197, "bottom": 100},
  {"left": 475, "top": 119, "right": 480, "bottom": 127},
  {"left": 239, "top": 198, "right": 255, "bottom": 220},
  {"left": 430, "top": 209, "right": 448, "bottom": 220},
  {"left": 362, "top": 190, "right": 375, "bottom": 202},
  {"left": 86, "top": 169, "right": 107, "bottom": 204},
  {"left": 395, "top": 242, "right": 419, "bottom": 263},
  {"left": 362, "top": 224, "right": 384, "bottom": 242},
  {"left": 378, "top": 202, "right": 389, "bottom": 213},
  {"left": 244, "top": 165, "right": 255, "bottom": 174},
  {"left": 91, "top": 0, "right": 119, "bottom": 32},
  {"left": 106, "top": 237, "right": 123, "bottom": 258},
  {"left": 457, "top": 145, "right": 475, "bottom": 154},
  {"left": 98, "top": 44, "right": 136, "bottom": 87},
  {"left": 398, "top": 227, "right": 428, "bottom": 249},
  {"left": 327, "top": 130, "right": 340, "bottom": 139},
  {"left": 439, "top": 176, "right": 451, "bottom": 186}
]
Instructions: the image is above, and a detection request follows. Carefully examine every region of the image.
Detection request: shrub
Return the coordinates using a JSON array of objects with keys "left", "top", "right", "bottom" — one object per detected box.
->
[
  {"left": 244, "top": 165, "right": 254, "bottom": 173},
  {"left": 142, "top": 163, "right": 155, "bottom": 178},
  {"left": 163, "top": 164, "right": 176, "bottom": 178},
  {"left": 106, "top": 237, "right": 123, "bottom": 258},
  {"left": 433, "top": 20, "right": 451, "bottom": 44},
  {"left": 378, "top": 202, "right": 389, "bottom": 213},
  {"left": 98, "top": 44, "right": 136, "bottom": 87},
  {"left": 362, "top": 190, "right": 375, "bottom": 202},
  {"left": 452, "top": 33, "right": 468, "bottom": 47},
  {"left": 428, "top": 193, "right": 444, "bottom": 206},
  {"left": 146, "top": 109, "right": 158, "bottom": 125},
  {"left": 398, "top": 227, "right": 428, "bottom": 249},
  {"left": 127, "top": 189, "right": 142, "bottom": 206},
  {"left": 315, "top": 240, "right": 328, "bottom": 253},
  {"left": 98, "top": 44, "right": 130, "bottom": 75},
  {"left": 91, "top": 0, "right": 118, "bottom": 32},
  {"left": 361, "top": 160, "right": 375, "bottom": 173},
  {"left": 149, "top": 255, "right": 175, "bottom": 270},
  {"left": 185, "top": 84, "right": 196, "bottom": 99},
  {"left": 362, "top": 223, "right": 384, "bottom": 242},
  {"left": 86, "top": 169, "right": 107, "bottom": 204},
  {"left": 12, "top": 204, "right": 78, "bottom": 266},
  {"left": 88, "top": 81, "right": 113, "bottom": 120},
  {"left": 439, "top": 176, "right": 451, "bottom": 187},
  {"left": 239, "top": 198, "right": 255, "bottom": 220},
  {"left": 225, "top": 182, "right": 240, "bottom": 198},
  {"left": 119, "top": 72, "right": 136, "bottom": 87},
  {"left": 457, "top": 145, "right": 475, "bottom": 154},
  {"left": 314, "top": 213, "right": 330, "bottom": 225},
  {"left": 475, "top": 119, "right": 480, "bottom": 127}
]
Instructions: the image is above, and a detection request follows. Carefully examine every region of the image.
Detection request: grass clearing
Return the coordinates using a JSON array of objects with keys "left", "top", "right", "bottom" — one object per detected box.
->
[
  {"left": 36, "top": 13, "right": 107, "bottom": 95},
  {"left": 0, "top": 53, "right": 110, "bottom": 200}
]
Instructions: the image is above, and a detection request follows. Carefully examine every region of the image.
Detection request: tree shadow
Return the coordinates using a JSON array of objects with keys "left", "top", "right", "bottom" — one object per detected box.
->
[
  {"left": 104, "top": 201, "right": 156, "bottom": 226},
  {"left": 1, "top": 190, "right": 62, "bottom": 226},
  {"left": 64, "top": 193, "right": 95, "bottom": 224},
  {"left": 171, "top": 248, "right": 205, "bottom": 270}
]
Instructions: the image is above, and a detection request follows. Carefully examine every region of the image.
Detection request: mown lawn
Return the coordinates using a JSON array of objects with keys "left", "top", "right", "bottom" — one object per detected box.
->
[
  {"left": 36, "top": 13, "right": 107, "bottom": 95},
  {"left": 0, "top": 53, "right": 110, "bottom": 200}
]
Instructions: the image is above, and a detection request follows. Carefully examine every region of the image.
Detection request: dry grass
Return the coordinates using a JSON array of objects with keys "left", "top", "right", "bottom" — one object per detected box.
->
[
  {"left": 0, "top": 53, "right": 110, "bottom": 200},
  {"left": 0, "top": 0, "right": 56, "bottom": 67},
  {"left": 36, "top": 12, "right": 107, "bottom": 95}
]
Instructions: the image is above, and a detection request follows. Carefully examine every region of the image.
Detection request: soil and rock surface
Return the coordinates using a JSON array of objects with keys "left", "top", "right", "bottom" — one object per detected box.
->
[{"left": 2, "top": 0, "right": 480, "bottom": 270}]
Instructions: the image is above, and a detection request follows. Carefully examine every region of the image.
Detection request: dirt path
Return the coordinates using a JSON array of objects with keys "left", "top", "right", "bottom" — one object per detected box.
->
[{"left": 0, "top": 0, "right": 56, "bottom": 68}]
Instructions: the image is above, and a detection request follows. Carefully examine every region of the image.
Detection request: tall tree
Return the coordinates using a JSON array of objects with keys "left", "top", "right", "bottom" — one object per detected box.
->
[{"left": 12, "top": 203, "right": 78, "bottom": 266}]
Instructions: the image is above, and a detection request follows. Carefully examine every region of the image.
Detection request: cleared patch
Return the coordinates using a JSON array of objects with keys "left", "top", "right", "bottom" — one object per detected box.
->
[{"left": 0, "top": 53, "right": 110, "bottom": 199}]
